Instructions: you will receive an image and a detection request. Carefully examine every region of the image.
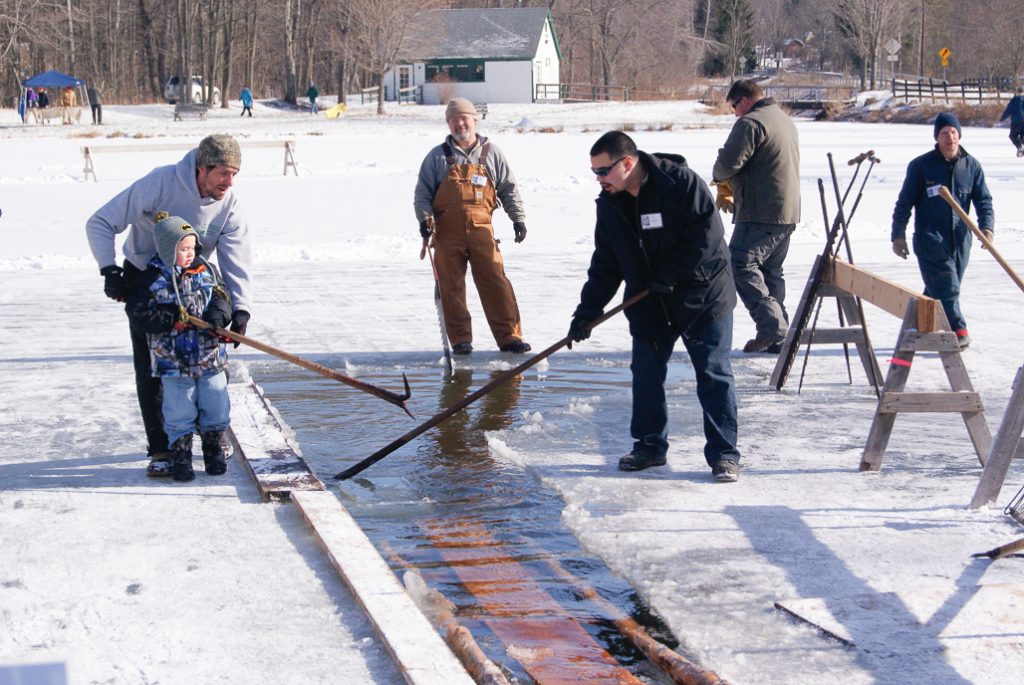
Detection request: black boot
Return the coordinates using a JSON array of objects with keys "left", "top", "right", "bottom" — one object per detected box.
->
[
  {"left": 171, "top": 434, "right": 195, "bottom": 482},
  {"left": 201, "top": 431, "right": 227, "bottom": 476}
]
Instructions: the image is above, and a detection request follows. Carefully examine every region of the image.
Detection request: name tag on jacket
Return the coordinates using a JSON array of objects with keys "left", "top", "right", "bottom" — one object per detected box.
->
[{"left": 640, "top": 213, "right": 664, "bottom": 229}]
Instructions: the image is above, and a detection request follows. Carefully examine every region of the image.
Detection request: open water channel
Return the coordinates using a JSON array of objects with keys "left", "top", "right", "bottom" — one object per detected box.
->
[{"left": 251, "top": 350, "right": 689, "bottom": 684}]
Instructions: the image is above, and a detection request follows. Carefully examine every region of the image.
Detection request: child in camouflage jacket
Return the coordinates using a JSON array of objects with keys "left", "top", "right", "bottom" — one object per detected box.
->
[{"left": 126, "top": 212, "right": 232, "bottom": 481}]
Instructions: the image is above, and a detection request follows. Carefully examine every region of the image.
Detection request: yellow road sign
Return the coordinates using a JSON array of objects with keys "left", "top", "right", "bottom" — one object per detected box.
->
[{"left": 939, "top": 47, "right": 951, "bottom": 59}]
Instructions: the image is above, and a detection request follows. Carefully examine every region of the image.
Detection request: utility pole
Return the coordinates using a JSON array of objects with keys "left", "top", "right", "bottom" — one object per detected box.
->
[{"left": 918, "top": 0, "right": 925, "bottom": 76}]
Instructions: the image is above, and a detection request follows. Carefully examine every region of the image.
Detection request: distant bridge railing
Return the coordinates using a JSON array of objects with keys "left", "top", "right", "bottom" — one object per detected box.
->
[
  {"left": 704, "top": 83, "right": 858, "bottom": 109},
  {"left": 535, "top": 82, "right": 631, "bottom": 102},
  {"left": 891, "top": 78, "right": 1014, "bottom": 104}
]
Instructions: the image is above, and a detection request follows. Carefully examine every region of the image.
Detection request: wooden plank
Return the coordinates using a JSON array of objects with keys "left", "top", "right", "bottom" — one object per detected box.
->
[
  {"left": 971, "top": 365, "right": 1024, "bottom": 508},
  {"left": 81, "top": 139, "right": 295, "bottom": 154},
  {"left": 837, "top": 293, "right": 883, "bottom": 388},
  {"left": 897, "top": 331, "right": 960, "bottom": 352},
  {"left": 419, "top": 518, "right": 645, "bottom": 685},
  {"left": 877, "top": 391, "right": 983, "bottom": 413},
  {"left": 292, "top": 491, "right": 476, "bottom": 685},
  {"left": 228, "top": 381, "right": 323, "bottom": 500},
  {"left": 861, "top": 304, "right": 918, "bottom": 470},
  {"left": 939, "top": 349, "right": 992, "bottom": 466},
  {"left": 828, "top": 259, "right": 942, "bottom": 332},
  {"left": 797, "top": 326, "right": 865, "bottom": 345}
]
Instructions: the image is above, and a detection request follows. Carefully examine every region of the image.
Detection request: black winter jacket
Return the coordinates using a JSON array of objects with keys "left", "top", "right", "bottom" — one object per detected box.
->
[
  {"left": 574, "top": 151, "right": 736, "bottom": 341},
  {"left": 891, "top": 145, "right": 993, "bottom": 247}
]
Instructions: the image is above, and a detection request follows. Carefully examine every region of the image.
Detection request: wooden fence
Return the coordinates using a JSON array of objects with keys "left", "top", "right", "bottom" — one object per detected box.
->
[
  {"left": 360, "top": 86, "right": 379, "bottom": 104},
  {"left": 396, "top": 85, "right": 422, "bottom": 104},
  {"left": 891, "top": 78, "right": 1013, "bottom": 104}
]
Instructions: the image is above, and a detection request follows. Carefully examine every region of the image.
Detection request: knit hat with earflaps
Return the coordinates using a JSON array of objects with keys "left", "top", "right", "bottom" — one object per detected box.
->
[
  {"left": 153, "top": 211, "right": 203, "bottom": 267},
  {"left": 933, "top": 112, "right": 962, "bottom": 140}
]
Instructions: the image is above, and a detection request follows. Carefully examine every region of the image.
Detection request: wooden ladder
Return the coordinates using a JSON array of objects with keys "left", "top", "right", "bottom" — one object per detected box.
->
[{"left": 860, "top": 296, "right": 991, "bottom": 471}]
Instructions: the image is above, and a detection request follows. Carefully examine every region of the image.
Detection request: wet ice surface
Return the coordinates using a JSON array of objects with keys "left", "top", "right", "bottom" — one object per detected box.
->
[{"left": 254, "top": 352, "right": 685, "bottom": 683}]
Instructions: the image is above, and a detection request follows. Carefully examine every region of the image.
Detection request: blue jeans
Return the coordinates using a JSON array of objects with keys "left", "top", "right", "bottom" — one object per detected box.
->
[
  {"left": 730, "top": 221, "right": 794, "bottom": 340},
  {"left": 162, "top": 372, "right": 231, "bottom": 444},
  {"left": 629, "top": 314, "right": 741, "bottom": 467}
]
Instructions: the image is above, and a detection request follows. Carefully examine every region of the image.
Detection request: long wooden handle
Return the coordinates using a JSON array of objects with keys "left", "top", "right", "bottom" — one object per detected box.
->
[
  {"left": 937, "top": 186, "right": 1024, "bottom": 294},
  {"left": 187, "top": 315, "right": 413, "bottom": 415}
]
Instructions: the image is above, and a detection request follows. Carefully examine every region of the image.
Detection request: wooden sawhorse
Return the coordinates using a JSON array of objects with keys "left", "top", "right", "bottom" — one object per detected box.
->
[{"left": 860, "top": 295, "right": 991, "bottom": 471}]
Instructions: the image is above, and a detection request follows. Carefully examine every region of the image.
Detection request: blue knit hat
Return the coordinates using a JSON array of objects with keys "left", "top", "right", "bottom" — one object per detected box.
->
[{"left": 933, "top": 112, "right": 961, "bottom": 140}]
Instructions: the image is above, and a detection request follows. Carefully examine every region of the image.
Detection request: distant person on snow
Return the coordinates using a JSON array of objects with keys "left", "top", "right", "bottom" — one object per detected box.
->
[
  {"left": 712, "top": 78, "right": 801, "bottom": 355},
  {"left": 414, "top": 97, "right": 531, "bottom": 356},
  {"left": 87, "top": 85, "right": 102, "bottom": 124},
  {"left": 567, "top": 131, "right": 742, "bottom": 481},
  {"left": 125, "top": 213, "right": 233, "bottom": 482},
  {"left": 240, "top": 86, "right": 254, "bottom": 117},
  {"left": 60, "top": 85, "right": 77, "bottom": 107},
  {"left": 306, "top": 83, "right": 319, "bottom": 114},
  {"left": 85, "top": 134, "right": 253, "bottom": 476},
  {"left": 999, "top": 86, "right": 1024, "bottom": 157},
  {"left": 891, "top": 112, "right": 994, "bottom": 350},
  {"left": 37, "top": 87, "right": 49, "bottom": 108}
]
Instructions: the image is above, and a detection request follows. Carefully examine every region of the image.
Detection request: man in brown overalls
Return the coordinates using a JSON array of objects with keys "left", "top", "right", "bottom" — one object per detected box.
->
[{"left": 414, "top": 98, "right": 531, "bottom": 355}]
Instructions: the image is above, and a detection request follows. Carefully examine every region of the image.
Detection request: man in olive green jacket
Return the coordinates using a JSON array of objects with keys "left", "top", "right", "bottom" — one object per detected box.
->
[{"left": 713, "top": 79, "right": 801, "bottom": 353}]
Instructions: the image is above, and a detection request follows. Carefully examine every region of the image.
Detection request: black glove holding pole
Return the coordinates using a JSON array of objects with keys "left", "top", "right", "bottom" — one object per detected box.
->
[
  {"left": 566, "top": 317, "right": 592, "bottom": 349},
  {"left": 228, "top": 310, "right": 250, "bottom": 348}
]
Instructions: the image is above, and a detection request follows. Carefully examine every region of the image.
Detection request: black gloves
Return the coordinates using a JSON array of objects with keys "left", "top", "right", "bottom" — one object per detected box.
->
[
  {"left": 204, "top": 307, "right": 231, "bottom": 330},
  {"left": 419, "top": 220, "right": 433, "bottom": 240},
  {"left": 229, "top": 310, "right": 250, "bottom": 348},
  {"left": 567, "top": 317, "right": 591, "bottom": 349},
  {"left": 649, "top": 281, "right": 673, "bottom": 295},
  {"left": 100, "top": 265, "right": 126, "bottom": 302},
  {"left": 513, "top": 222, "right": 527, "bottom": 243}
]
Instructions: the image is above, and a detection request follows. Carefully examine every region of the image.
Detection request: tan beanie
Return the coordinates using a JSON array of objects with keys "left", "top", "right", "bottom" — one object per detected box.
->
[{"left": 445, "top": 97, "right": 478, "bottom": 120}]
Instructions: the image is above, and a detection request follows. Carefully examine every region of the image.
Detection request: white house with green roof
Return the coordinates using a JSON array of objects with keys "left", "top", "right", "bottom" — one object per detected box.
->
[{"left": 384, "top": 7, "right": 562, "bottom": 105}]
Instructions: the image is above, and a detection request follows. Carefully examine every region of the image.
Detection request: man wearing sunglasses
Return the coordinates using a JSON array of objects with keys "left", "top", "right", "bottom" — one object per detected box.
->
[
  {"left": 414, "top": 98, "right": 531, "bottom": 355},
  {"left": 713, "top": 79, "right": 800, "bottom": 354},
  {"left": 567, "top": 131, "right": 742, "bottom": 482}
]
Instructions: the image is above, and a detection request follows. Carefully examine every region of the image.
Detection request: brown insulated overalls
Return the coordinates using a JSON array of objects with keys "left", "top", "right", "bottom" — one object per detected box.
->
[{"left": 432, "top": 142, "right": 523, "bottom": 347}]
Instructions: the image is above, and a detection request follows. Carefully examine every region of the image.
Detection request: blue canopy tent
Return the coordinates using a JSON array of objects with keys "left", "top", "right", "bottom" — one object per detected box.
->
[
  {"left": 20, "top": 70, "right": 89, "bottom": 123},
  {"left": 23, "top": 70, "right": 84, "bottom": 89}
]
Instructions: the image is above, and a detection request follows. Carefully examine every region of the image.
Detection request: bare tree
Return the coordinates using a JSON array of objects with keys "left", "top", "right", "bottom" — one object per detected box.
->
[
  {"left": 831, "top": 0, "right": 909, "bottom": 88},
  {"left": 348, "top": 0, "right": 440, "bottom": 115},
  {"left": 584, "top": 0, "right": 675, "bottom": 89}
]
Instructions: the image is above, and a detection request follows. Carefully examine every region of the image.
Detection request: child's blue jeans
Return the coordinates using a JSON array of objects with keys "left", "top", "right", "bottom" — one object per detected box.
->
[{"left": 162, "top": 371, "right": 230, "bottom": 445}]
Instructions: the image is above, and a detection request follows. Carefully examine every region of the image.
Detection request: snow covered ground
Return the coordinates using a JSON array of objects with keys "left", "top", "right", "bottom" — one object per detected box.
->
[{"left": 1, "top": 95, "right": 1023, "bottom": 684}]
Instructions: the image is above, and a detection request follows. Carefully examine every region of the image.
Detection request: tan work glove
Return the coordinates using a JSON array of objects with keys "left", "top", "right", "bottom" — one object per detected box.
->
[
  {"left": 713, "top": 180, "right": 734, "bottom": 213},
  {"left": 892, "top": 238, "right": 909, "bottom": 259}
]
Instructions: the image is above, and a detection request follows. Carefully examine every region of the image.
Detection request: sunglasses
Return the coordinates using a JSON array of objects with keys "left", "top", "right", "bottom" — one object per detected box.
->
[
  {"left": 728, "top": 96, "right": 745, "bottom": 111},
  {"left": 591, "top": 156, "right": 626, "bottom": 177}
]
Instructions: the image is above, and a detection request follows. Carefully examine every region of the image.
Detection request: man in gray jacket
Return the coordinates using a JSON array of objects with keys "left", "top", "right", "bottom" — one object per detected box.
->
[
  {"left": 86, "top": 134, "right": 253, "bottom": 476},
  {"left": 713, "top": 79, "right": 801, "bottom": 353}
]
